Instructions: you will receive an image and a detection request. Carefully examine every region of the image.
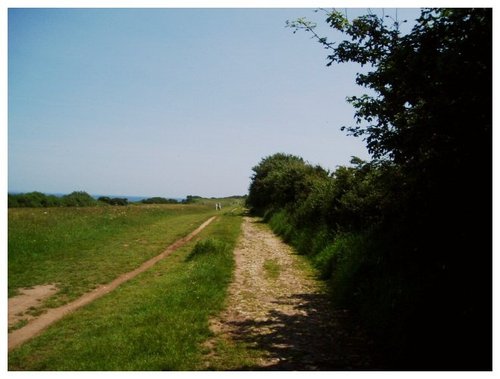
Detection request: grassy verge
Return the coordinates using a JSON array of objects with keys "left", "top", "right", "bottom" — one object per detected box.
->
[
  {"left": 263, "top": 259, "right": 281, "bottom": 280},
  {"left": 9, "top": 209, "right": 243, "bottom": 370},
  {"left": 8, "top": 204, "right": 214, "bottom": 305}
]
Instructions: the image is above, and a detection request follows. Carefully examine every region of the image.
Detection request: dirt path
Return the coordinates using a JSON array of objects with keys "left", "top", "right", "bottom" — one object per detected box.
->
[
  {"left": 9, "top": 284, "right": 59, "bottom": 326},
  {"left": 205, "top": 217, "right": 373, "bottom": 370},
  {"left": 8, "top": 216, "right": 216, "bottom": 352}
]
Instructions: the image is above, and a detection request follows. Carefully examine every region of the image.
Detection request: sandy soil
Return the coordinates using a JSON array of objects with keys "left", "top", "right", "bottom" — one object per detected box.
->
[
  {"left": 204, "top": 217, "right": 373, "bottom": 370},
  {"left": 9, "top": 284, "right": 59, "bottom": 327},
  {"left": 8, "top": 216, "right": 216, "bottom": 351}
]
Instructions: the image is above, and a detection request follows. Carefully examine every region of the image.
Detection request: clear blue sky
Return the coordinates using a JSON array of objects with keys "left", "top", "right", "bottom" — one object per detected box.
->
[{"left": 8, "top": 8, "right": 421, "bottom": 198}]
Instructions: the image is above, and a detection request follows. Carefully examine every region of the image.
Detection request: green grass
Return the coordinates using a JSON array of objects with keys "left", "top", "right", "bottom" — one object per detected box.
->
[
  {"left": 202, "top": 337, "right": 268, "bottom": 370},
  {"left": 201, "top": 220, "right": 323, "bottom": 371},
  {"left": 8, "top": 319, "right": 29, "bottom": 333},
  {"left": 8, "top": 204, "right": 216, "bottom": 305},
  {"left": 8, "top": 209, "right": 244, "bottom": 370},
  {"left": 263, "top": 259, "right": 281, "bottom": 280}
]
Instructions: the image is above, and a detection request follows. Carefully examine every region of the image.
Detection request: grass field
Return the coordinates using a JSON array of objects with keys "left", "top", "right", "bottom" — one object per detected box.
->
[
  {"left": 9, "top": 204, "right": 216, "bottom": 303},
  {"left": 9, "top": 201, "right": 244, "bottom": 370}
]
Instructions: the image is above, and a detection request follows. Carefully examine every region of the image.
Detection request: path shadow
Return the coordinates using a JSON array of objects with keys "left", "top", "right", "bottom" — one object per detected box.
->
[{"left": 226, "top": 292, "right": 376, "bottom": 370}]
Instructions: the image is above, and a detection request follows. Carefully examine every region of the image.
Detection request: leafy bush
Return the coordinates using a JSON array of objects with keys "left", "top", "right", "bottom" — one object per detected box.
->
[
  {"left": 141, "top": 197, "right": 178, "bottom": 204},
  {"left": 8, "top": 192, "right": 61, "bottom": 208},
  {"left": 246, "top": 153, "right": 329, "bottom": 215},
  {"left": 246, "top": 7, "right": 491, "bottom": 369},
  {"left": 98, "top": 196, "right": 112, "bottom": 204},
  {"left": 61, "top": 191, "right": 97, "bottom": 207},
  {"left": 313, "top": 243, "right": 337, "bottom": 280},
  {"left": 183, "top": 195, "right": 202, "bottom": 204},
  {"left": 8, "top": 191, "right": 98, "bottom": 208},
  {"left": 8, "top": 194, "right": 19, "bottom": 208},
  {"left": 98, "top": 196, "right": 129, "bottom": 206},
  {"left": 109, "top": 198, "right": 128, "bottom": 206}
]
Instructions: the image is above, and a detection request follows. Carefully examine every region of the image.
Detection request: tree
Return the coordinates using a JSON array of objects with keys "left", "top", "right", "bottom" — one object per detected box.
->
[
  {"left": 183, "top": 195, "right": 202, "bottom": 204},
  {"left": 62, "top": 191, "right": 97, "bottom": 207},
  {"left": 246, "top": 153, "right": 329, "bottom": 214},
  {"left": 289, "top": 9, "right": 491, "bottom": 172},
  {"left": 288, "top": 8, "right": 492, "bottom": 369},
  {"left": 141, "top": 197, "right": 179, "bottom": 204}
]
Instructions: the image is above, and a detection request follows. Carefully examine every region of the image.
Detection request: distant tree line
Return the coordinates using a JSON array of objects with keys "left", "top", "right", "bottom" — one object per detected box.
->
[
  {"left": 183, "top": 195, "right": 202, "bottom": 204},
  {"left": 247, "top": 8, "right": 491, "bottom": 369},
  {"left": 8, "top": 191, "right": 131, "bottom": 208},
  {"left": 8, "top": 192, "right": 246, "bottom": 208},
  {"left": 141, "top": 197, "right": 179, "bottom": 204},
  {"left": 9, "top": 191, "right": 98, "bottom": 208},
  {"left": 97, "top": 196, "right": 129, "bottom": 206}
]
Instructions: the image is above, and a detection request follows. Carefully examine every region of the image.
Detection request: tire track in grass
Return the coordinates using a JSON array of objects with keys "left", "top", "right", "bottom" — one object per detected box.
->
[{"left": 8, "top": 216, "right": 217, "bottom": 351}]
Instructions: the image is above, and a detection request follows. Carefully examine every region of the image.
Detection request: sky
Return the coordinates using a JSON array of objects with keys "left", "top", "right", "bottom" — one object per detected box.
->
[{"left": 8, "top": 7, "right": 422, "bottom": 198}]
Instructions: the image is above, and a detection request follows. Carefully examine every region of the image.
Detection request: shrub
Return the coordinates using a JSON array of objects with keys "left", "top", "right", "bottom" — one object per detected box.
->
[
  {"left": 109, "top": 198, "right": 128, "bottom": 206},
  {"left": 183, "top": 195, "right": 202, "bottom": 204},
  {"left": 268, "top": 210, "right": 295, "bottom": 243},
  {"left": 247, "top": 153, "right": 329, "bottom": 214},
  {"left": 62, "top": 191, "right": 97, "bottom": 207},
  {"left": 8, "top": 194, "right": 19, "bottom": 208},
  {"left": 8, "top": 192, "right": 61, "bottom": 208},
  {"left": 141, "top": 197, "right": 178, "bottom": 204},
  {"left": 98, "top": 196, "right": 128, "bottom": 206}
]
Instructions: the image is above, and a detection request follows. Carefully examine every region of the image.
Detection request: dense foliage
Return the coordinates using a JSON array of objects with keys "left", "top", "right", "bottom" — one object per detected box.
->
[
  {"left": 9, "top": 191, "right": 98, "bottom": 208},
  {"left": 183, "top": 195, "right": 203, "bottom": 204},
  {"left": 141, "top": 197, "right": 179, "bottom": 204},
  {"left": 97, "top": 196, "right": 129, "bottom": 206},
  {"left": 249, "top": 8, "right": 491, "bottom": 369},
  {"left": 247, "top": 153, "right": 330, "bottom": 214}
]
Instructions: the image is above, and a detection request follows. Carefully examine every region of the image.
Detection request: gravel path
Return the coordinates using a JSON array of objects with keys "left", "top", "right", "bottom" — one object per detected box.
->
[{"left": 205, "top": 217, "right": 373, "bottom": 370}]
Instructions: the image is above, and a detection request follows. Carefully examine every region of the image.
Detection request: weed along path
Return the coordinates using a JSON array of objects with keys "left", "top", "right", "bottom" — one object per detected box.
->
[
  {"left": 8, "top": 216, "right": 217, "bottom": 352},
  {"left": 204, "top": 217, "right": 373, "bottom": 370}
]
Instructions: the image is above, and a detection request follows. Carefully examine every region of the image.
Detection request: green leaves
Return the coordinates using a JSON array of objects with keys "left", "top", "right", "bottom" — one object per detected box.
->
[
  {"left": 291, "top": 8, "right": 491, "bottom": 170},
  {"left": 8, "top": 191, "right": 98, "bottom": 208},
  {"left": 246, "top": 153, "right": 329, "bottom": 214},
  {"left": 276, "top": 8, "right": 492, "bottom": 368},
  {"left": 326, "top": 10, "right": 349, "bottom": 31}
]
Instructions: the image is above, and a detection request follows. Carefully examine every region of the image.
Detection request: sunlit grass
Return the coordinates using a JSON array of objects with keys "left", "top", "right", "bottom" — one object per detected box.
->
[
  {"left": 8, "top": 204, "right": 215, "bottom": 305},
  {"left": 8, "top": 210, "right": 243, "bottom": 371},
  {"left": 263, "top": 258, "right": 281, "bottom": 280}
]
